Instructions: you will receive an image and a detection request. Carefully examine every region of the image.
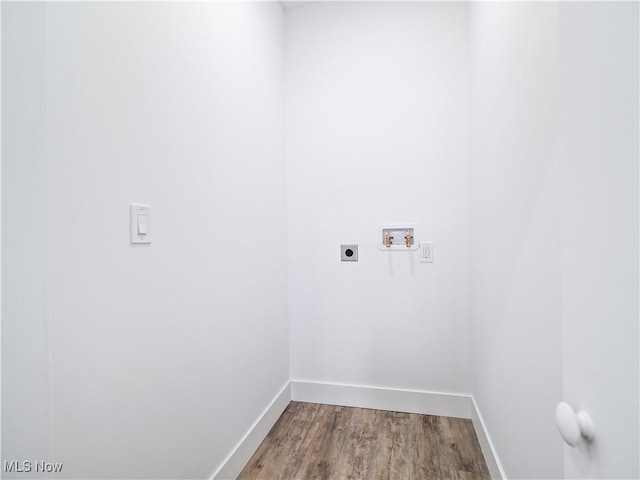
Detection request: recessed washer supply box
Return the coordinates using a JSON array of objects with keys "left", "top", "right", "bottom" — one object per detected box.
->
[{"left": 378, "top": 224, "right": 419, "bottom": 251}]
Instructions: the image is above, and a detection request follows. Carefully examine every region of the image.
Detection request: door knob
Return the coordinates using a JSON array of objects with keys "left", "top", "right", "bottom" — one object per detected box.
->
[{"left": 555, "top": 401, "right": 595, "bottom": 447}]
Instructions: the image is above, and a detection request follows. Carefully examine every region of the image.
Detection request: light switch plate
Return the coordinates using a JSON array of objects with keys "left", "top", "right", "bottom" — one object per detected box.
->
[
  {"left": 420, "top": 242, "right": 433, "bottom": 263},
  {"left": 130, "top": 204, "right": 151, "bottom": 244}
]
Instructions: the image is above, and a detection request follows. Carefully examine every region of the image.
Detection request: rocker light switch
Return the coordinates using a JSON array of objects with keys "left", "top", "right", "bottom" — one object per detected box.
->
[
  {"left": 137, "top": 214, "right": 147, "bottom": 235},
  {"left": 130, "top": 204, "right": 151, "bottom": 244}
]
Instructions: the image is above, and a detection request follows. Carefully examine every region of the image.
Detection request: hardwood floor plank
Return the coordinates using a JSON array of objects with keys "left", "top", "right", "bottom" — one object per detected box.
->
[
  {"left": 410, "top": 413, "right": 441, "bottom": 479},
  {"left": 368, "top": 410, "right": 393, "bottom": 480},
  {"left": 350, "top": 408, "right": 382, "bottom": 479},
  {"left": 299, "top": 404, "right": 349, "bottom": 479},
  {"left": 459, "top": 419, "right": 491, "bottom": 475},
  {"left": 237, "top": 403, "right": 313, "bottom": 480},
  {"left": 388, "top": 411, "right": 412, "bottom": 479},
  {"left": 456, "top": 470, "right": 492, "bottom": 480},
  {"left": 437, "top": 416, "right": 490, "bottom": 479},
  {"left": 279, "top": 418, "right": 321, "bottom": 480}
]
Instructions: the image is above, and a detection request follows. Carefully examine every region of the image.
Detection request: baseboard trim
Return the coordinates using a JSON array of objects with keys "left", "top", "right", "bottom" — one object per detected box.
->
[
  {"left": 290, "top": 380, "right": 472, "bottom": 419},
  {"left": 470, "top": 396, "right": 507, "bottom": 480},
  {"left": 210, "top": 382, "right": 291, "bottom": 480}
]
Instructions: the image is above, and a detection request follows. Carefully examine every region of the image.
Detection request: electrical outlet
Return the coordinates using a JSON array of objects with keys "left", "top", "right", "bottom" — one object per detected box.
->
[{"left": 420, "top": 242, "right": 433, "bottom": 263}]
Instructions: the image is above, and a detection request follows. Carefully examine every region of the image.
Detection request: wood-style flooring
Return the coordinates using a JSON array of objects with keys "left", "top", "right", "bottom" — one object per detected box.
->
[{"left": 237, "top": 401, "right": 490, "bottom": 480}]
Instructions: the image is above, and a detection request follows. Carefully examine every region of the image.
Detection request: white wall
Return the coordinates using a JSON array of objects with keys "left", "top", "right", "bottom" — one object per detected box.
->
[
  {"left": 470, "top": 2, "right": 639, "bottom": 479},
  {"left": 285, "top": 2, "right": 471, "bottom": 394},
  {"left": 3, "top": 2, "right": 288, "bottom": 478},
  {"left": 3, "top": 2, "right": 639, "bottom": 480},
  {"left": 557, "top": 3, "right": 639, "bottom": 478},
  {"left": 0, "top": 0, "right": 3, "bottom": 467},
  {"left": 2, "top": 4, "right": 53, "bottom": 474},
  {"left": 469, "top": 4, "right": 564, "bottom": 478}
]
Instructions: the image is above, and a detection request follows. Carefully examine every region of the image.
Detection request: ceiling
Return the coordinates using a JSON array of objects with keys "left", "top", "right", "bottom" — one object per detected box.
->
[{"left": 279, "top": 1, "right": 319, "bottom": 12}]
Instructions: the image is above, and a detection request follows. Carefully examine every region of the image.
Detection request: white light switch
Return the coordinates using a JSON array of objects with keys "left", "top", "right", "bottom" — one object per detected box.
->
[
  {"left": 130, "top": 204, "right": 151, "bottom": 244},
  {"left": 137, "top": 214, "right": 147, "bottom": 235},
  {"left": 420, "top": 242, "right": 433, "bottom": 263}
]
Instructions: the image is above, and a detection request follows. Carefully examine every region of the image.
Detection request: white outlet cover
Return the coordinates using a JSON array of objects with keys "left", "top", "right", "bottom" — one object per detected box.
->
[{"left": 130, "top": 204, "right": 152, "bottom": 244}]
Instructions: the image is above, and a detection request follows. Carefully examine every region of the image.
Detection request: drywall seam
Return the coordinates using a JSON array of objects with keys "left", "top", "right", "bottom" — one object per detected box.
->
[
  {"left": 210, "top": 382, "right": 292, "bottom": 480},
  {"left": 470, "top": 396, "right": 507, "bottom": 480}
]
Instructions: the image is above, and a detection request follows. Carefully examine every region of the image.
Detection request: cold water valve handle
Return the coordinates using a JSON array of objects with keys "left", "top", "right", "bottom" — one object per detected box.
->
[
  {"left": 555, "top": 401, "right": 595, "bottom": 447},
  {"left": 404, "top": 229, "right": 413, "bottom": 248}
]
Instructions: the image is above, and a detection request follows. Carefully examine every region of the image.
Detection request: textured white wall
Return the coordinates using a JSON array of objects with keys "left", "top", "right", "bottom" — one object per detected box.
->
[
  {"left": 285, "top": 2, "right": 472, "bottom": 394},
  {"left": 3, "top": 2, "right": 288, "bottom": 478}
]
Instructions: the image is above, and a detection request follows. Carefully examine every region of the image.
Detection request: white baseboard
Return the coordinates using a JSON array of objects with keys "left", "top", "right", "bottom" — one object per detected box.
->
[
  {"left": 291, "top": 380, "right": 472, "bottom": 419},
  {"left": 470, "top": 396, "right": 507, "bottom": 480},
  {"left": 210, "top": 382, "right": 291, "bottom": 480}
]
